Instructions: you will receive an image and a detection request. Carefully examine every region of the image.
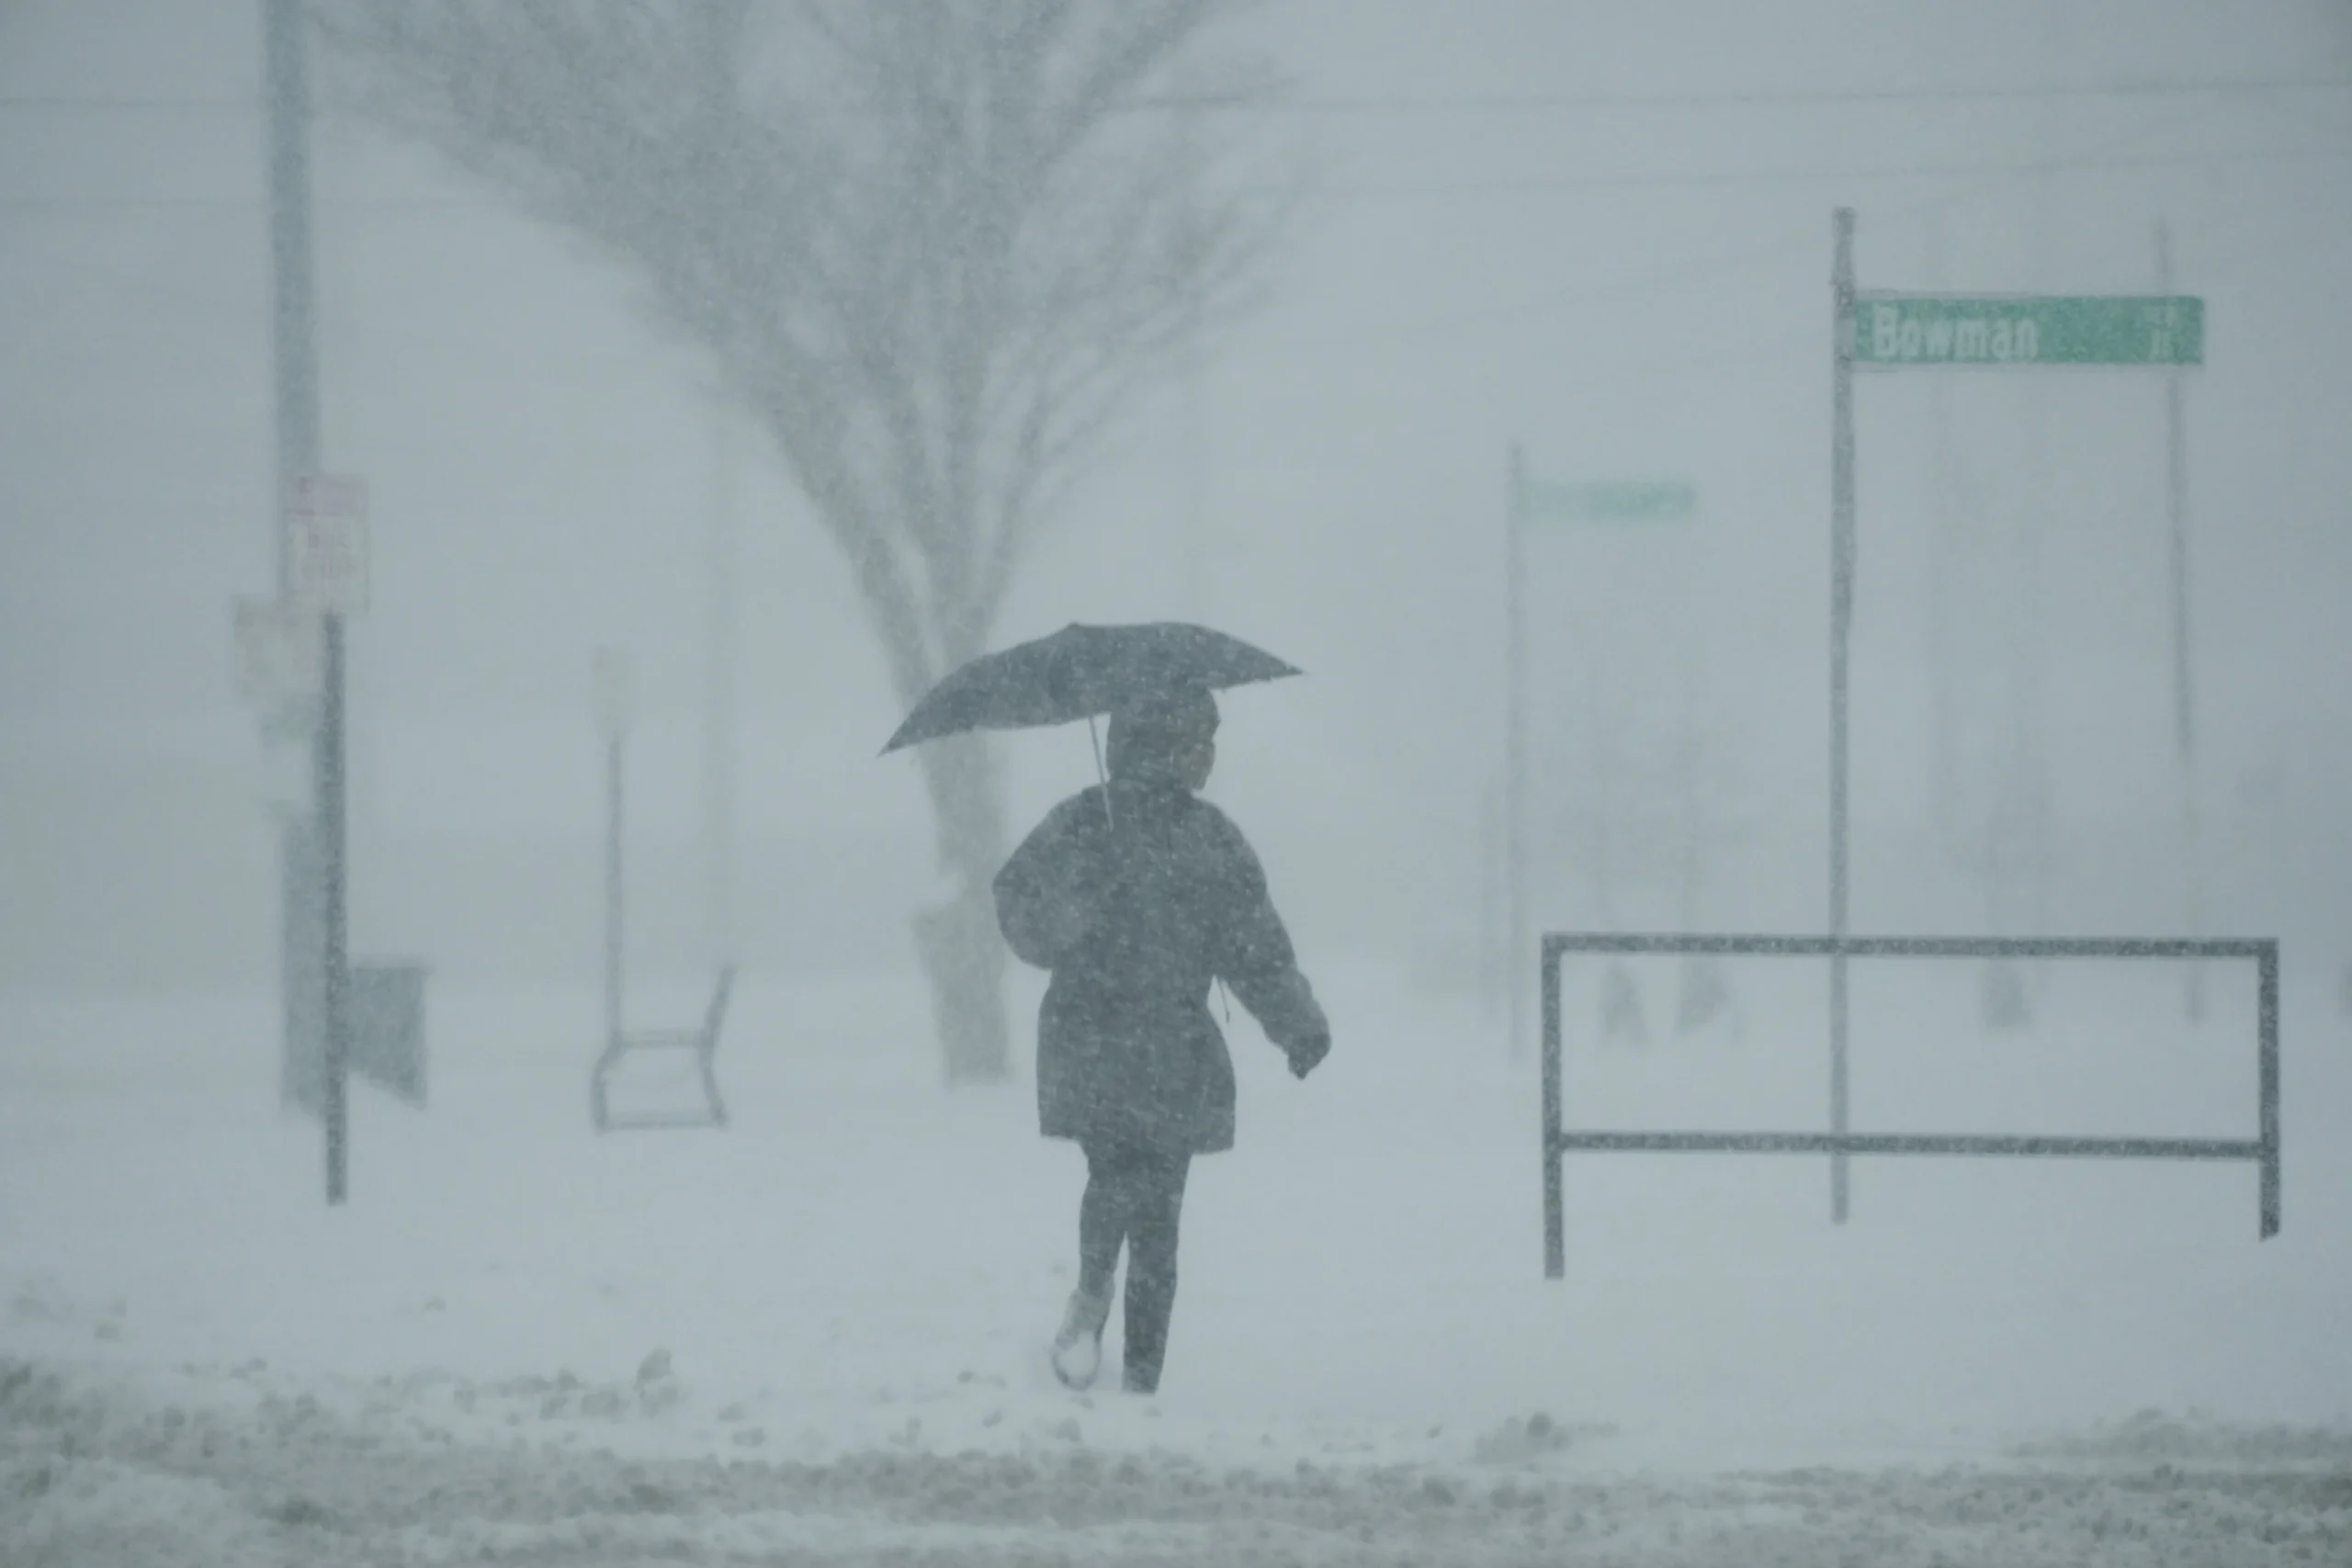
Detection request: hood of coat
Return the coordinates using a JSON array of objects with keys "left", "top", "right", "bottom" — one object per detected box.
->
[{"left": 1105, "top": 684, "right": 1217, "bottom": 788}]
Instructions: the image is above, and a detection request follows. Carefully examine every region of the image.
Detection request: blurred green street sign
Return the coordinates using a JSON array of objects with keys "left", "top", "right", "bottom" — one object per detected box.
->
[
  {"left": 1521, "top": 479, "right": 1697, "bottom": 524},
  {"left": 1853, "top": 293, "right": 2202, "bottom": 367}
]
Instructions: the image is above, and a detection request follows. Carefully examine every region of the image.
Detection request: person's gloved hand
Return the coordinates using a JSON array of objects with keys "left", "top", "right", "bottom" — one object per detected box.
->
[{"left": 1286, "top": 1030, "right": 1330, "bottom": 1080}]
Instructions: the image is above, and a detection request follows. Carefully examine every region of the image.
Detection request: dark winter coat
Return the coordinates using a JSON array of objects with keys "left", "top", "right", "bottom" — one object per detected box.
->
[{"left": 993, "top": 778, "right": 1327, "bottom": 1156}]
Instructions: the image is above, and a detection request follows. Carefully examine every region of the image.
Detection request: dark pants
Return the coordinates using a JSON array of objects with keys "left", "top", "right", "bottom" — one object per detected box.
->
[{"left": 1077, "top": 1137, "right": 1193, "bottom": 1393}]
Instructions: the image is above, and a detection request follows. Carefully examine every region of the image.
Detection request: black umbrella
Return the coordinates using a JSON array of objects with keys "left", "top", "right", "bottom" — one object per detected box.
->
[{"left": 880, "top": 621, "right": 1300, "bottom": 755}]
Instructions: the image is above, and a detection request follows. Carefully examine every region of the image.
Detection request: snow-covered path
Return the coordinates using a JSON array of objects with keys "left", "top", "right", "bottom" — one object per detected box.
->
[
  {"left": 7, "top": 1354, "right": 2349, "bottom": 1566},
  {"left": 3, "top": 960, "right": 2346, "bottom": 1562}
]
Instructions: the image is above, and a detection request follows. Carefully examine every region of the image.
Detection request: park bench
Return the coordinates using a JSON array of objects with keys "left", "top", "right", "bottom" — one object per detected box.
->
[{"left": 591, "top": 965, "right": 734, "bottom": 1132}]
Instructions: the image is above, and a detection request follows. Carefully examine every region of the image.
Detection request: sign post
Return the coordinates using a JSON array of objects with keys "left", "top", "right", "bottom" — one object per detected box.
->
[
  {"left": 1831, "top": 209, "right": 1857, "bottom": 1224},
  {"left": 261, "top": 0, "right": 374, "bottom": 1209},
  {"left": 2156, "top": 220, "right": 2205, "bottom": 1021},
  {"left": 1827, "top": 207, "right": 2204, "bottom": 1224},
  {"left": 284, "top": 472, "right": 368, "bottom": 1206}
]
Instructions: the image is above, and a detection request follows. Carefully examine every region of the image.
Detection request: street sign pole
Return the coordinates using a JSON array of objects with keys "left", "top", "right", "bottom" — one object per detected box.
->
[
  {"left": 264, "top": 0, "right": 347, "bottom": 1207},
  {"left": 1830, "top": 209, "right": 2206, "bottom": 1224},
  {"left": 282, "top": 474, "right": 367, "bottom": 1203},
  {"left": 2157, "top": 220, "right": 2205, "bottom": 1022},
  {"left": 1830, "top": 208, "right": 1857, "bottom": 1225},
  {"left": 264, "top": 0, "right": 317, "bottom": 603},
  {"left": 319, "top": 614, "right": 349, "bottom": 1203}
]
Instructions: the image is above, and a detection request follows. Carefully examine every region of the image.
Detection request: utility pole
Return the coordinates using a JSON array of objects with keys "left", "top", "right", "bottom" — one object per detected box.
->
[{"left": 264, "top": 0, "right": 349, "bottom": 1205}]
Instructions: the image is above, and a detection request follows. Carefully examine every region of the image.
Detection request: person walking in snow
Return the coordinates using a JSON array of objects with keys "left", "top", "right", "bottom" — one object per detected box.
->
[{"left": 992, "top": 683, "right": 1329, "bottom": 1395}]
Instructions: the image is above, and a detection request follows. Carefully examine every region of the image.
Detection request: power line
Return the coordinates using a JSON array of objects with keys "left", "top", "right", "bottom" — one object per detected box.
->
[
  {"left": 1287, "top": 169, "right": 2352, "bottom": 388},
  {"left": 0, "top": 96, "right": 263, "bottom": 111},
  {"left": 1327, "top": 144, "right": 2352, "bottom": 199},
  {"left": 4, "top": 73, "right": 2348, "bottom": 115},
  {"left": 5, "top": 142, "right": 2342, "bottom": 215},
  {"left": 1154, "top": 74, "right": 2352, "bottom": 114},
  {"left": 1259, "top": 105, "right": 2245, "bottom": 353}
]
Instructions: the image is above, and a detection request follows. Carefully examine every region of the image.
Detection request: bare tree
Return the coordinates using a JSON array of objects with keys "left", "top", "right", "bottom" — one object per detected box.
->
[{"left": 315, "top": 0, "right": 1294, "bottom": 1080}]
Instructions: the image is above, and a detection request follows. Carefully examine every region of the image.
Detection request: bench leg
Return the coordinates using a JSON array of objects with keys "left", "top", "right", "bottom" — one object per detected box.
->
[{"left": 698, "top": 1050, "right": 728, "bottom": 1128}]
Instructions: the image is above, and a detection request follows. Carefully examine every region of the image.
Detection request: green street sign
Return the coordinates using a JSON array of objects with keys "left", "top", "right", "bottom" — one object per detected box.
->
[
  {"left": 1853, "top": 293, "right": 2202, "bottom": 368},
  {"left": 1521, "top": 479, "right": 1697, "bottom": 524}
]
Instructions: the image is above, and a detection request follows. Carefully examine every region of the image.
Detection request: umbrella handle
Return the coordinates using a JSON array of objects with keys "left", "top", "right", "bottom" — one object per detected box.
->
[{"left": 1089, "top": 715, "right": 1114, "bottom": 831}]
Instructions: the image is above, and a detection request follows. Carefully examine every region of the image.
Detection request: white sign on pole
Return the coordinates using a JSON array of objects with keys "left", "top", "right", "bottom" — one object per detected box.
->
[
  {"left": 232, "top": 594, "right": 323, "bottom": 705},
  {"left": 284, "top": 472, "right": 370, "bottom": 615}
]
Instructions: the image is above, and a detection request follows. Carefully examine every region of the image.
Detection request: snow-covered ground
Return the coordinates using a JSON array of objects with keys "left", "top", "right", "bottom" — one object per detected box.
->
[{"left": 4, "top": 957, "right": 2347, "bottom": 1564}]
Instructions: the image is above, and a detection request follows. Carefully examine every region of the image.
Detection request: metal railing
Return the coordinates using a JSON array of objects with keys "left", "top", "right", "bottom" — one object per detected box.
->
[{"left": 1541, "top": 932, "right": 2280, "bottom": 1278}]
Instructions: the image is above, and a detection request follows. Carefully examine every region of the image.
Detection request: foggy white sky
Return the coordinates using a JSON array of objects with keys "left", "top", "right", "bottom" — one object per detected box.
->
[{"left": 4, "top": 1, "right": 2349, "bottom": 988}]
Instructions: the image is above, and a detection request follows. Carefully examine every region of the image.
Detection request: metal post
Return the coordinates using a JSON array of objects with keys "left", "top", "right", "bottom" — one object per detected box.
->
[
  {"left": 264, "top": 0, "right": 318, "bottom": 596},
  {"left": 1924, "top": 213, "right": 1961, "bottom": 858},
  {"left": 1542, "top": 938, "right": 1565, "bottom": 1279},
  {"left": 2258, "top": 941, "right": 2279, "bottom": 1238},
  {"left": 1829, "top": 209, "right": 1857, "bottom": 1224},
  {"left": 2156, "top": 220, "right": 2205, "bottom": 1022},
  {"left": 319, "top": 614, "right": 348, "bottom": 1203},
  {"left": 605, "top": 732, "right": 625, "bottom": 1053},
  {"left": 266, "top": 0, "right": 344, "bottom": 1203},
  {"left": 1506, "top": 444, "right": 1530, "bottom": 1061}
]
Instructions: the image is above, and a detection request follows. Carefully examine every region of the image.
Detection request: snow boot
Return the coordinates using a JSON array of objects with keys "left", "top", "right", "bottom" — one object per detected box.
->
[{"left": 1049, "top": 1286, "right": 1111, "bottom": 1391}]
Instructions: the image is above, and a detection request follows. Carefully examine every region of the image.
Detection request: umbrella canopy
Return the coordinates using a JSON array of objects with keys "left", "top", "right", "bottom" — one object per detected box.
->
[{"left": 881, "top": 621, "right": 1300, "bottom": 754}]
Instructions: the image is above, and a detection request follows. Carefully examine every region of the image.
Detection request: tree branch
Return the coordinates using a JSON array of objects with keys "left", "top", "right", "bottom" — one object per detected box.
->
[{"left": 317, "top": 0, "right": 1300, "bottom": 743}]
